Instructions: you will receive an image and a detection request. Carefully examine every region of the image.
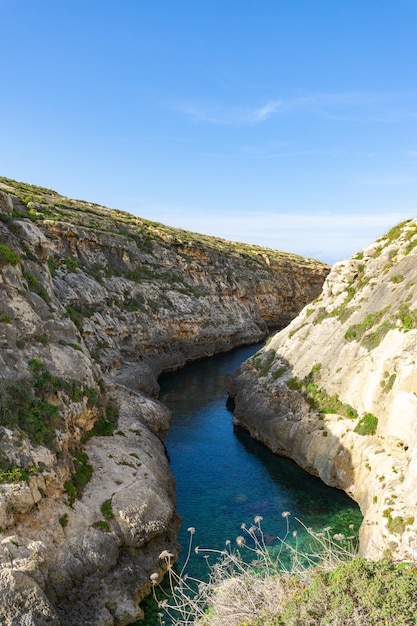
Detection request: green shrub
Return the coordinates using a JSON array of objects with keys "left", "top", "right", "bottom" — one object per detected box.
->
[
  {"left": 0, "top": 359, "right": 95, "bottom": 449},
  {"left": 0, "top": 244, "right": 20, "bottom": 266},
  {"left": 0, "top": 378, "right": 59, "bottom": 448},
  {"left": 92, "top": 520, "right": 110, "bottom": 532},
  {"left": 0, "top": 465, "right": 32, "bottom": 484},
  {"left": 381, "top": 373, "right": 396, "bottom": 394},
  {"left": 390, "top": 274, "right": 405, "bottom": 283},
  {"left": 155, "top": 527, "right": 417, "bottom": 626},
  {"left": 47, "top": 257, "right": 61, "bottom": 277},
  {"left": 345, "top": 405, "right": 358, "bottom": 419},
  {"left": 84, "top": 387, "right": 99, "bottom": 408},
  {"left": 287, "top": 369, "right": 359, "bottom": 420},
  {"left": 67, "top": 342, "right": 82, "bottom": 351},
  {"left": 258, "top": 350, "right": 276, "bottom": 377},
  {"left": 282, "top": 558, "right": 417, "bottom": 625},
  {"left": 100, "top": 498, "right": 114, "bottom": 520},
  {"left": 23, "top": 271, "right": 51, "bottom": 303},
  {"left": 85, "top": 400, "right": 119, "bottom": 438},
  {"left": 34, "top": 334, "right": 49, "bottom": 345},
  {"left": 286, "top": 377, "right": 302, "bottom": 391},
  {"left": 405, "top": 238, "right": 417, "bottom": 255},
  {"left": 380, "top": 220, "right": 410, "bottom": 244},
  {"left": 156, "top": 516, "right": 363, "bottom": 626},
  {"left": 397, "top": 304, "right": 417, "bottom": 330},
  {"left": 59, "top": 513, "right": 69, "bottom": 528},
  {"left": 344, "top": 312, "right": 382, "bottom": 343},
  {"left": 63, "top": 480, "right": 77, "bottom": 505},
  {"left": 361, "top": 320, "right": 395, "bottom": 350},
  {"left": 272, "top": 367, "right": 287, "bottom": 380},
  {"left": 383, "top": 509, "right": 414, "bottom": 535},
  {"left": 64, "top": 451, "right": 93, "bottom": 506},
  {"left": 64, "top": 257, "right": 79, "bottom": 272},
  {"left": 354, "top": 413, "right": 378, "bottom": 436},
  {"left": 65, "top": 305, "right": 84, "bottom": 332}
]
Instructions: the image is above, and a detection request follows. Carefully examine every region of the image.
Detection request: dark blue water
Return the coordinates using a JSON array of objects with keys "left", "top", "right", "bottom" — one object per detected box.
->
[
  {"left": 160, "top": 343, "right": 361, "bottom": 570},
  {"left": 138, "top": 343, "right": 361, "bottom": 623}
]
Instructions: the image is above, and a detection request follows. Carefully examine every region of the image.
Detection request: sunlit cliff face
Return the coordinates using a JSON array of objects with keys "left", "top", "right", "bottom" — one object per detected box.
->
[
  {"left": 0, "top": 180, "right": 328, "bottom": 625},
  {"left": 230, "top": 218, "right": 417, "bottom": 562}
]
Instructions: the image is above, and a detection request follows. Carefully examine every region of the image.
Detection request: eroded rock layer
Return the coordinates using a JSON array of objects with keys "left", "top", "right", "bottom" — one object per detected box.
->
[
  {"left": 230, "top": 218, "right": 417, "bottom": 562},
  {"left": 0, "top": 178, "right": 328, "bottom": 625}
]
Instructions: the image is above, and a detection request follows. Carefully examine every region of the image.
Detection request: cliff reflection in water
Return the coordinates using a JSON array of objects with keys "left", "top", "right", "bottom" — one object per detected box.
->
[{"left": 159, "top": 344, "right": 362, "bottom": 570}]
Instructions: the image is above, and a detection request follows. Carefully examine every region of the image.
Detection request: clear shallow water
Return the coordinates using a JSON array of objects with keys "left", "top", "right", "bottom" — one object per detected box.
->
[
  {"left": 160, "top": 343, "right": 361, "bottom": 569},
  {"left": 138, "top": 343, "right": 361, "bottom": 623}
]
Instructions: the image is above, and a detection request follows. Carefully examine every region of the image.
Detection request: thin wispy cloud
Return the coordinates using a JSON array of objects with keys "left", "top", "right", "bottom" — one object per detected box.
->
[
  {"left": 177, "top": 90, "right": 417, "bottom": 126},
  {"left": 252, "top": 100, "right": 282, "bottom": 121},
  {"left": 178, "top": 99, "right": 282, "bottom": 125},
  {"left": 128, "top": 204, "right": 413, "bottom": 264}
]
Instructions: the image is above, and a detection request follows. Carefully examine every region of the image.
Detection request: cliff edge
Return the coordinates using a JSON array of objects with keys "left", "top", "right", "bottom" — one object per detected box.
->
[
  {"left": 0, "top": 177, "right": 328, "bottom": 625},
  {"left": 230, "top": 218, "right": 417, "bottom": 562}
]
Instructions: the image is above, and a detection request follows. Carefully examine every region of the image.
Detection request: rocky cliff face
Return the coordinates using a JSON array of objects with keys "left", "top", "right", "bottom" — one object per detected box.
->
[
  {"left": 0, "top": 177, "right": 328, "bottom": 625},
  {"left": 230, "top": 218, "right": 417, "bottom": 563}
]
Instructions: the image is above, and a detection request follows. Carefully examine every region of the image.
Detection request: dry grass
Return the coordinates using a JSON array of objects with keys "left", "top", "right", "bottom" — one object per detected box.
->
[{"left": 151, "top": 513, "right": 358, "bottom": 626}]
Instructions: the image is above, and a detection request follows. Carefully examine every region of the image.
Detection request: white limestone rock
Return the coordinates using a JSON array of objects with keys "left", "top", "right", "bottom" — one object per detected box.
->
[{"left": 231, "top": 217, "right": 417, "bottom": 561}]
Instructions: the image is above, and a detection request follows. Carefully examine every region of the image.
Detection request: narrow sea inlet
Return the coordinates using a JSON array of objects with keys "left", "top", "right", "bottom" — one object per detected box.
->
[
  {"left": 159, "top": 343, "right": 361, "bottom": 573},
  {"left": 138, "top": 343, "right": 361, "bottom": 624}
]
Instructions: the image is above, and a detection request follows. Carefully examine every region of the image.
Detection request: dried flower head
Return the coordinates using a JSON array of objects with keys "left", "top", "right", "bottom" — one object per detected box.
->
[
  {"left": 150, "top": 572, "right": 159, "bottom": 584},
  {"left": 187, "top": 527, "right": 195, "bottom": 534},
  {"left": 236, "top": 536, "right": 245, "bottom": 547},
  {"left": 281, "top": 511, "right": 291, "bottom": 518},
  {"left": 254, "top": 515, "right": 263, "bottom": 524},
  {"left": 159, "top": 550, "right": 174, "bottom": 560}
]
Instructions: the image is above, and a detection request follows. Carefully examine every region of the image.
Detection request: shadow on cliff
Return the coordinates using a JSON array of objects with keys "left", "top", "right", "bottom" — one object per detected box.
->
[
  {"left": 228, "top": 358, "right": 358, "bottom": 510},
  {"left": 233, "top": 423, "right": 359, "bottom": 520}
]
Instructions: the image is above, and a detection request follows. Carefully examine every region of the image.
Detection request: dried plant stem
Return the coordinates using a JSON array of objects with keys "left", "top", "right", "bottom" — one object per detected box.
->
[{"left": 151, "top": 512, "right": 359, "bottom": 626}]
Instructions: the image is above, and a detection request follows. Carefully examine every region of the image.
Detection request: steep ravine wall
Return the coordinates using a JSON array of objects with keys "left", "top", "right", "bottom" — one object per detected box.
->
[
  {"left": 0, "top": 179, "right": 328, "bottom": 625},
  {"left": 230, "top": 218, "right": 417, "bottom": 563}
]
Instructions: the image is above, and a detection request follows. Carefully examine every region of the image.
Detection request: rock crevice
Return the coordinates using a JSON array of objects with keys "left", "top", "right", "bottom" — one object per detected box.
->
[
  {"left": 0, "top": 180, "right": 328, "bottom": 625},
  {"left": 230, "top": 218, "right": 417, "bottom": 562}
]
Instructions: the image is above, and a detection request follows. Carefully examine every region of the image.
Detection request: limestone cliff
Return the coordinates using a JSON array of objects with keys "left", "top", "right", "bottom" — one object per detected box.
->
[
  {"left": 0, "top": 177, "right": 328, "bottom": 625},
  {"left": 230, "top": 218, "right": 417, "bottom": 563}
]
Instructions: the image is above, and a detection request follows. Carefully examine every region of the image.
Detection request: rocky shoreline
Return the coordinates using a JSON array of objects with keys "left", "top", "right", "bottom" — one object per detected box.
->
[
  {"left": 0, "top": 179, "right": 328, "bottom": 625},
  {"left": 230, "top": 218, "right": 417, "bottom": 563}
]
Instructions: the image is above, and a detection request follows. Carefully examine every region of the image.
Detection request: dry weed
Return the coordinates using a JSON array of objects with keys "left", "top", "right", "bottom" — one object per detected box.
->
[{"left": 151, "top": 513, "right": 358, "bottom": 626}]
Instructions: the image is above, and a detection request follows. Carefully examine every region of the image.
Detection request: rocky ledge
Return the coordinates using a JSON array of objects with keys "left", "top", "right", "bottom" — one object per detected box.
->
[
  {"left": 0, "top": 178, "right": 328, "bottom": 625},
  {"left": 230, "top": 218, "right": 417, "bottom": 563}
]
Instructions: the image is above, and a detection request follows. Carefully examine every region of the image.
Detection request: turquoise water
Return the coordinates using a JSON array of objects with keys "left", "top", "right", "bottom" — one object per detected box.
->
[{"left": 139, "top": 343, "right": 361, "bottom": 623}]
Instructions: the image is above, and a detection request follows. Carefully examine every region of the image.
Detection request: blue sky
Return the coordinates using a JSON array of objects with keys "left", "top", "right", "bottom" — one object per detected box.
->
[{"left": 1, "top": 0, "right": 416, "bottom": 264}]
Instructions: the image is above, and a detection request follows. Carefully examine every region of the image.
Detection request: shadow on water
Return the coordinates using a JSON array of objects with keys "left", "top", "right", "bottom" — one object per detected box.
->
[{"left": 138, "top": 343, "right": 361, "bottom": 624}]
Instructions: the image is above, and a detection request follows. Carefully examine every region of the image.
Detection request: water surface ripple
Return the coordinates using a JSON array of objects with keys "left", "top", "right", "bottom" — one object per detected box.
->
[{"left": 159, "top": 344, "right": 361, "bottom": 570}]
